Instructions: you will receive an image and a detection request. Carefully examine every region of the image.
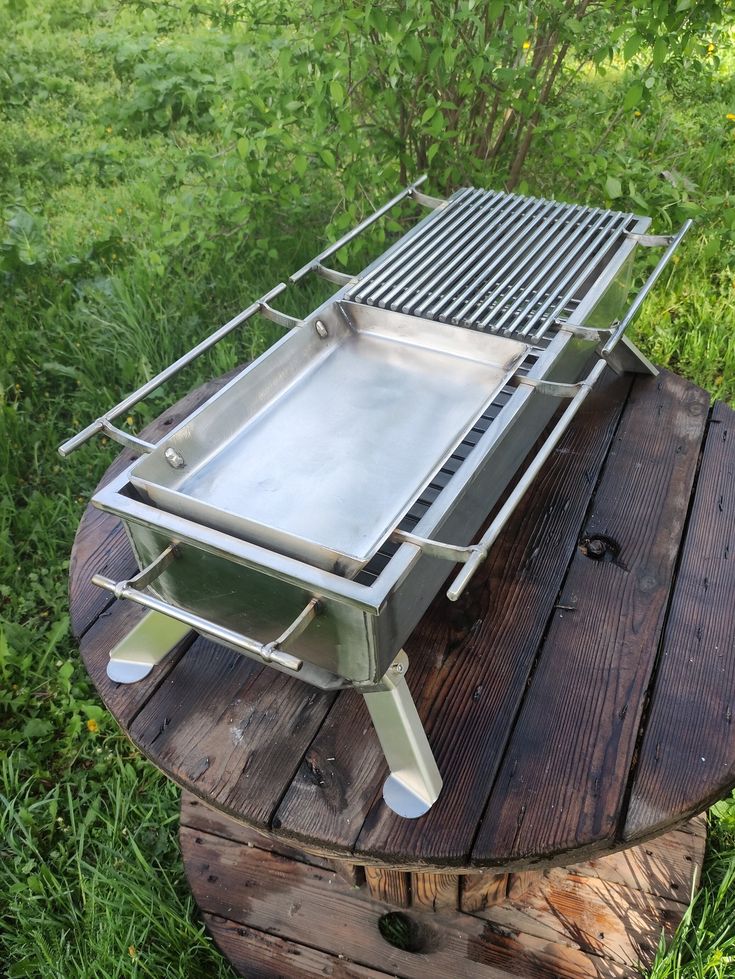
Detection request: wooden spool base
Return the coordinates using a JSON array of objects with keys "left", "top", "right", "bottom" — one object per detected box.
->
[{"left": 180, "top": 791, "right": 706, "bottom": 979}]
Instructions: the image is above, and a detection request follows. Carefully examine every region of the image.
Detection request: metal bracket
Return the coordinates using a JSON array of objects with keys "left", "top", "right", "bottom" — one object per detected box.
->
[
  {"left": 391, "top": 529, "right": 476, "bottom": 563},
  {"left": 258, "top": 301, "right": 303, "bottom": 330},
  {"left": 625, "top": 232, "right": 677, "bottom": 247},
  {"left": 516, "top": 376, "right": 585, "bottom": 399},
  {"left": 553, "top": 320, "right": 601, "bottom": 341},
  {"left": 313, "top": 263, "right": 357, "bottom": 287},
  {"left": 362, "top": 651, "right": 443, "bottom": 818},
  {"left": 117, "top": 543, "right": 178, "bottom": 595},
  {"left": 407, "top": 188, "right": 447, "bottom": 210},
  {"left": 99, "top": 420, "right": 156, "bottom": 454},
  {"left": 261, "top": 598, "right": 320, "bottom": 664}
]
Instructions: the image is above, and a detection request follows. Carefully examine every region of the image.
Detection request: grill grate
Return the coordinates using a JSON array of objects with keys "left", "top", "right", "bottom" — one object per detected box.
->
[{"left": 348, "top": 188, "right": 640, "bottom": 339}]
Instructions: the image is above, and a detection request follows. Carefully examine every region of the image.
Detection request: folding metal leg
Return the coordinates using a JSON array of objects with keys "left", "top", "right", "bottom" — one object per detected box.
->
[
  {"left": 362, "top": 651, "right": 443, "bottom": 818},
  {"left": 106, "top": 610, "right": 190, "bottom": 683},
  {"left": 602, "top": 334, "right": 659, "bottom": 376}
]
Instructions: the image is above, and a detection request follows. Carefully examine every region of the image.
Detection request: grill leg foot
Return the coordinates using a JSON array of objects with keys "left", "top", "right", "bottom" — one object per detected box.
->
[
  {"left": 363, "top": 651, "right": 443, "bottom": 819},
  {"left": 107, "top": 610, "right": 190, "bottom": 683}
]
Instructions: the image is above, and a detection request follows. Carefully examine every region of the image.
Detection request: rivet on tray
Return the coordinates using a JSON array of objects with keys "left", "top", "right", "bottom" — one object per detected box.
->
[
  {"left": 315, "top": 319, "right": 328, "bottom": 338},
  {"left": 164, "top": 446, "right": 186, "bottom": 469}
]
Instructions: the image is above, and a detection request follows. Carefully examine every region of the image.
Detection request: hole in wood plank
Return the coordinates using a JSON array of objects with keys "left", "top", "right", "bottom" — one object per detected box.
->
[{"left": 377, "top": 912, "right": 434, "bottom": 954}]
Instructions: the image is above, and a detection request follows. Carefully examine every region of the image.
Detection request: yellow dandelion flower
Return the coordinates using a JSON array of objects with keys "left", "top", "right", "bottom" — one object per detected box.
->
[
  {"left": 126, "top": 415, "right": 134, "bottom": 426},
  {"left": 106, "top": 126, "right": 112, "bottom": 133},
  {"left": 727, "top": 113, "right": 735, "bottom": 121},
  {"left": 86, "top": 718, "right": 99, "bottom": 733},
  {"left": 116, "top": 207, "right": 123, "bottom": 214},
  {"left": 522, "top": 40, "right": 531, "bottom": 50},
  {"left": 634, "top": 110, "right": 642, "bottom": 117},
  {"left": 707, "top": 42, "right": 715, "bottom": 52}
]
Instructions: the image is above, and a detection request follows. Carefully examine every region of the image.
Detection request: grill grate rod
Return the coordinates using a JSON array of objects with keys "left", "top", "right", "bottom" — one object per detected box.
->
[
  {"left": 371, "top": 192, "right": 530, "bottom": 311},
  {"left": 349, "top": 187, "right": 481, "bottom": 304},
  {"left": 354, "top": 188, "right": 504, "bottom": 308},
  {"left": 522, "top": 210, "right": 633, "bottom": 339},
  {"left": 406, "top": 195, "right": 555, "bottom": 319},
  {"left": 477, "top": 207, "right": 631, "bottom": 333},
  {"left": 450, "top": 199, "right": 593, "bottom": 327}
]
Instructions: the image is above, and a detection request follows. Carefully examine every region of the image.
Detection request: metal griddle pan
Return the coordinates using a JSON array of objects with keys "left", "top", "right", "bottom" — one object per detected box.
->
[{"left": 129, "top": 300, "right": 528, "bottom": 575}]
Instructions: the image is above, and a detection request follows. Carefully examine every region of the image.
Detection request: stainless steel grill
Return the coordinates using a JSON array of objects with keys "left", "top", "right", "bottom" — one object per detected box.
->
[{"left": 60, "top": 176, "right": 691, "bottom": 820}]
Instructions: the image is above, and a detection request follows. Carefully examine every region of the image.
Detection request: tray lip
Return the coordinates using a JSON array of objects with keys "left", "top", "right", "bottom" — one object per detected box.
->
[{"left": 128, "top": 308, "right": 531, "bottom": 574}]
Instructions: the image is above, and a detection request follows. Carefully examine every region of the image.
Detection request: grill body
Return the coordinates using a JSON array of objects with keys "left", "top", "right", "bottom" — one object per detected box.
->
[{"left": 67, "top": 183, "right": 689, "bottom": 817}]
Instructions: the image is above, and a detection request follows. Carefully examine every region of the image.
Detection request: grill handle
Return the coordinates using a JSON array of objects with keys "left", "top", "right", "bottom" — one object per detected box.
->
[
  {"left": 446, "top": 358, "right": 608, "bottom": 603},
  {"left": 58, "top": 282, "right": 288, "bottom": 458},
  {"left": 602, "top": 219, "right": 692, "bottom": 357},
  {"left": 91, "top": 545, "right": 317, "bottom": 672}
]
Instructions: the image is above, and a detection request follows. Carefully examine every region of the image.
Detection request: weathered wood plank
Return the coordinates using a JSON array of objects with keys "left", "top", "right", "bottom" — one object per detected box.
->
[
  {"left": 129, "top": 640, "right": 335, "bottom": 828},
  {"left": 182, "top": 826, "right": 631, "bottom": 979},
  {"left": 276, "top": 370, "right": 633, "bottom": 866},
  {"left": 364, "top": 867, "right": 411, "bottom": 908},
  {"left": 179, "top": 790, "right": 337, "bottom": 871},
  {"left": 202, "top": 914, "right": 395, "bottom": 979},
  {"left": 461, "top": 872, "right": 509, "bottom": 912},
  {"left": 565, "top": 821, "right": 705, "bottom": 902},
  {"left": 411, "top": 871, "right": 459, "bottom": 911},
  {"left": 472, "top": 372, "right": 709, "bottom": 865},
  {"left": 478, "top": 868, "right": 682, "bottom": 970},
  {"left": 625, "top": 400, "right": 735, "bottom": 840},
  {"left": 69, "top": 371, "right": 238, "bottom": 638}
]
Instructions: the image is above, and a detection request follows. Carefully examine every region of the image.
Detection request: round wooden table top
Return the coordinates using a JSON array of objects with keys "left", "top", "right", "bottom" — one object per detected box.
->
[{"left": 70, "top": 366, "right": 735, "bottom": 872}]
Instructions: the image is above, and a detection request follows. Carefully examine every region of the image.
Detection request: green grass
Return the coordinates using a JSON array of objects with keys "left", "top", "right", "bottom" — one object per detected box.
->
[{"left": 1, "top": 0, "right": 734, "bottom": 975}]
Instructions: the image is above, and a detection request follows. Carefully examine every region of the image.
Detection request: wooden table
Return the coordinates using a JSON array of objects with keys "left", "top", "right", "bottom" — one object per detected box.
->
[{"left": 70, "top": 367, "right": 735, "bottom": 978}]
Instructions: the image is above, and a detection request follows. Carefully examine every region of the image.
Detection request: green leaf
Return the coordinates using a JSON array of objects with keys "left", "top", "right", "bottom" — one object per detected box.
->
[
  {"left": 22, "top": 717, "right": 54, "bottom": 739},
  {"left": 623, "top": 82, "right": 644, "bottom": 110},
  {"left": 623, "top": 33, "right": 644, "bottom": 61},
  {"left": 652, "top": 36, "right": 667, "bottom": 68},
  {"left": 406, "top": 35, "right": 422, "bottom": 63},
  {"left": 82, "top": 704, "right": 106, "bottom": 721},
  {"left": 676, "top": 0, "right": 692, "bottom": 10},
  {"left": 512, "top": 23, "right": 527, "bottom": 47},
  {"left": 329, "top": 79, "right": 344, "bottom": 105},
  {"left": 236, "top": 136, "right": 249, "bottom": 158},
  {"left": 606, "top": 175, "right": 623, "bottom": 199}
]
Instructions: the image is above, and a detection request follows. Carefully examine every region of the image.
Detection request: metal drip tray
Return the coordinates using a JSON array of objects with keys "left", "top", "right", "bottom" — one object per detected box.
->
[{"left": 130, "top": 301, "right": 528, "bottom": 575}]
